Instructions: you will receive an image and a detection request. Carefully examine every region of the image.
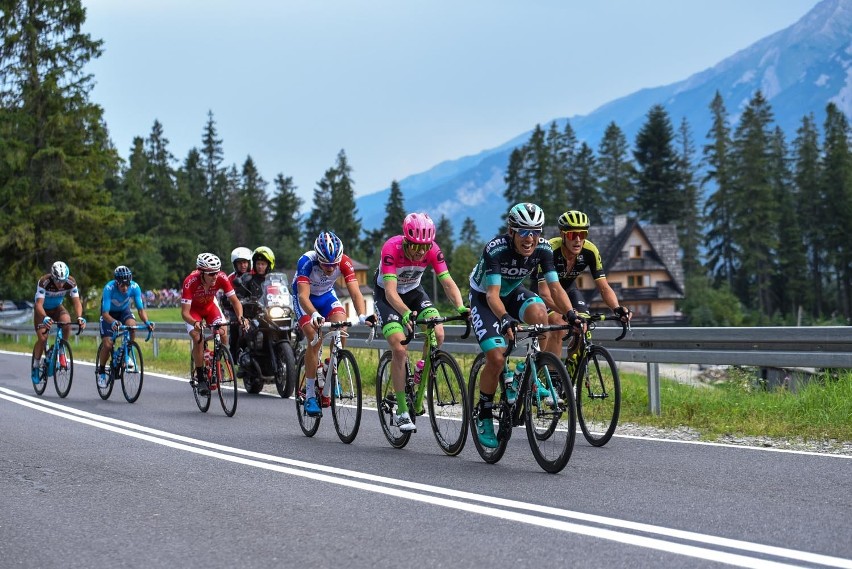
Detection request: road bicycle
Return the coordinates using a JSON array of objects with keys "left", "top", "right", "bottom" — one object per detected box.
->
[
  {"left": 189, "top": 322, "right": 238, "bottom": 417},
  {"left": 468, "top": 322, "right": 576, "bottom": 473},
  {"left": 295, "top": 321, "right": 363, "bottom": 443},
  {"left": 376, "top": 314, "right": 471, "bottom": 455},
  {"left": 564, "top": 313, "right": 629, "bottom": 446},
  {"left": 95, "top": 324, "right": 154, "bottom": 403},
  {"left": 31, "top": 320, "right": 82, "bottom": 398}
]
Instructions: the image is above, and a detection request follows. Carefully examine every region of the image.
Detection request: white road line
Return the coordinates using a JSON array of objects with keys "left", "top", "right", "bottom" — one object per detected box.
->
[{"left": 2, "top": 386, "right": 850, "bottom": 569}]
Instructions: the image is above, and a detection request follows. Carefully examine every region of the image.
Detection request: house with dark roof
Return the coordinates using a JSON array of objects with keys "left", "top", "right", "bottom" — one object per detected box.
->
[{"left": 546, "top": 215, "right": 686, "bottom": 325}]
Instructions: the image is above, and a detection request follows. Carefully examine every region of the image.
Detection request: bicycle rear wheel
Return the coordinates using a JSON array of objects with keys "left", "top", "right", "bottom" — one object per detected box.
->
[
  {"left": 427, "top": 350, "right": 468, "bottom": 456},
  {"left": 31, "top": 350, "right": 47, "bottom": 396},
  {"left": 216, "top": 348, "right": 238, "bottom": 417},
  {"left": 53, "top": 339, "right": 73, "bottom": 398},
  {"left": 95, "top": 342, "right": 114, "bottom": 400},
  {"left": 375, "top": 351, "right": 412, "bottom": 449},
  {"left": 525, "top": 351, "right": 575, "bottom": 474},
  {"left": 295, "top": 352, "right": 321, "bottom": 437},
  {"left": 467, "top": 352, "right": 509, "bottom": 464},
  {"left": 121, "top": 341, "right": 144, "bottom": 404},
  {"left": 191, "top": 356, "right": 211, "bottom": 413},
  {"left": 576, "top": 345, "right": 621, "bottom": 447},
  {"left": 331, "top": 349, "right": 362, "bottom": 444}
]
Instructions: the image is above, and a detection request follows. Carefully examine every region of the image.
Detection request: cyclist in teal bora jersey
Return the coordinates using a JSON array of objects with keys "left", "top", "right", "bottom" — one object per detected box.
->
[
  {"left": 31, "top": 261, "right": 87, "bottom": 384},
  {"left": 97, "top": 266, "right": 155, "bottom": 387},
  {"left": 467, "top": 203, "right": 584, "bottom": 448}
]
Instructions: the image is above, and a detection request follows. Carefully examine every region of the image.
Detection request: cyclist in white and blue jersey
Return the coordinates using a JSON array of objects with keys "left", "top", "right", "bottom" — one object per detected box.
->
[
  {"left": 467, "top": 203, "right": 585, "bottom": 448},
  {"left": 97, "top": 265, "right": 154, "bottom": 386}
]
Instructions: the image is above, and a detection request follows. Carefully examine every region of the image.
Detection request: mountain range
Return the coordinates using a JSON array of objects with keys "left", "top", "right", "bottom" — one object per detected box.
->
[{"left": 355, "top": 0, "right": 852, "bottom": 240}]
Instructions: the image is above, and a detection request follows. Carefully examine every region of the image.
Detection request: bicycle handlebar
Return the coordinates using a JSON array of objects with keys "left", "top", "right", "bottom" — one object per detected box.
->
[
  {"left": 114, "top": 324, "right": 155, "bottom": 342},
  {"left": 400, "top": 313, "right": 472, "bottom": 346},
  {"left": 561, "top": 312, "right": 631, "bottom": 342},
  {"left": 501, "top": 322, "right": 574, "bottom": 357},
  {"left": 309, "top": 320, "right": 354, "bottom": 346},
  {"left": 38, "top": 320, "right": 84, "bottom": 336}
]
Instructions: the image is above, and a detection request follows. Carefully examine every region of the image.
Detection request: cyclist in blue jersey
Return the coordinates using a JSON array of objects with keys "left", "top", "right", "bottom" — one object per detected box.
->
[
  {"left": 97, "top": 266, "right": 154, "bottom": 387},
  {"left": 31, "top": 261, "right": 87, "bottom": 384},
  {"left": 467, "top": 203, "right": 585, "bottom": 448}
]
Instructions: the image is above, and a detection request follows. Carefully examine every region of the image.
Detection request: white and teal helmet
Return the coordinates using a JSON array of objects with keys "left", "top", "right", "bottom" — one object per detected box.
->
[{"left": 507, "top": 203, "right": 545, "bottom": 230}]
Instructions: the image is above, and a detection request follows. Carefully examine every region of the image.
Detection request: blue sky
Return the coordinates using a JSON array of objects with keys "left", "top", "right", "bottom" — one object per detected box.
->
[{"left": 83, "top": 0, "right": 819, "bottom": 204}]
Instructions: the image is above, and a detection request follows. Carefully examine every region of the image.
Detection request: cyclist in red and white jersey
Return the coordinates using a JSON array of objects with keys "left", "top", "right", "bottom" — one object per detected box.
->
[
  {"left": 372, "top": 212, "right": 468, "bottom": 432},
  {"left": 180, "top": 252, "right": 248, "bottom": 395}
]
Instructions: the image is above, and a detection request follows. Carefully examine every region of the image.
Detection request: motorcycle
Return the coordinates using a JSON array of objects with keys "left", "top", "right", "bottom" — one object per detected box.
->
[{"left": 237, "top": 272, "right": 298, "bottom": 398}]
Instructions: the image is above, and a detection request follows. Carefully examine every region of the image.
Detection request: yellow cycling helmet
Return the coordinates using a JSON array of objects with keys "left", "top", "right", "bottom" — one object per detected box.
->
[{"left": 557, "top": 210, "right": 590, "bottom": 231}]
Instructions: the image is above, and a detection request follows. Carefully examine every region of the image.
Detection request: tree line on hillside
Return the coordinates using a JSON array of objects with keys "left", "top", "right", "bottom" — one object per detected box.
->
[{"left": 1, "top": 1, "right": 850, "bottom": 326}]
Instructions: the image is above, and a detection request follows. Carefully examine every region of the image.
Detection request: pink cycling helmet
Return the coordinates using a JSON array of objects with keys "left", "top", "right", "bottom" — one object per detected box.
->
[{"left": 402, "top": 212, "right": 435, "bottom": 244}]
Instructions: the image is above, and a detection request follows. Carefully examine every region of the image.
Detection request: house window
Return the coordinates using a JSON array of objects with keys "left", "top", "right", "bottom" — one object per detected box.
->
[
  {"left": 626, "top": 274, "right": 649, "bottom": 287},
  {"left": 630, "top": 245, "right": 642, "bottom": 259},
  {"left": 633, "top": 303, "right": 650, "bottom": 315}
]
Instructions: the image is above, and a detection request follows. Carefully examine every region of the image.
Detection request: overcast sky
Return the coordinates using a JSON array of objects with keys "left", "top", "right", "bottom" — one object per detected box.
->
[{"left": 82, "top": 0, "right": 819, "bottom": 203}]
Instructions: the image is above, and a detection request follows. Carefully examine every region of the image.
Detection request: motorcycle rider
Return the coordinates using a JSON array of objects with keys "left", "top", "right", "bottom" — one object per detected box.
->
[
  {"left": 225, "top": 247, "right": 253, "bottom": 362},
  {"left": 235, "top": 246, "right": 275, "bottom": 376}
]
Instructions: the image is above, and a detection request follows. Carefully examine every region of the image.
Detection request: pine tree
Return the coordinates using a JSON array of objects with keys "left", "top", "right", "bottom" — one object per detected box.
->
[
  {"left": 567, "top": 142, "right": 601, "bottom": 223},
  {"left": 435, "top": 214, "right": 454, "bottom": 271},
  {"left": 460, "top": 217, "right": 482, "bottom": 247},
  {"left": 381, "top": 180, "right": 406, "bottom": 239},
  {"left": 596, "top": 121, "right": 635, "bottom": 222},
  {"left": 792, "top": 113, "right": 824, "bottom": 318},
  {"left": 504, "top": 147, "right": 531, "bottom": 205},
  {"left": 675, "top": 118, "right": 703, "bottom": 278},
  {"left": 269, "top": 173, "right": 303, "bottom": 268},
  {"left": 326, "top": 150, "right": 362, "bottom": 258},
  {"left": 0, "top": 0, "right": 125, "bottom": 297},
  {"left": 730, "top": 90, "right": 778, "bottom": 318},
  {"left": 200, "top": 110, "right": 231, "bottom": 257},
  {"left": 633, "top": 104, "right": 682, "bottom": 224},
  {"left": 820, "top": 103, "right": 852, "bottom": 319},
  {"left": 232, "top": 156, "right": 270, "bottom": 248},
  {"left": 173, "top": 148, "right": 208, "bottom": 284},
  {"left": 703, "top": 91, "right": 738, "bottom": 289}
]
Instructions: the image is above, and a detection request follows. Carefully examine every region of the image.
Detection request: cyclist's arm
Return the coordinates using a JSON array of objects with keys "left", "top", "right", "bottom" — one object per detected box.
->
[
  {"left": 344, "top": 279, "right": 368, "bottom": 317},
  {"left": 296, "top": 281, "right": 318, "bottom": 316},
  {"left": 535, "top": 276, "right": 558, "bottom": 311},
  {"left": 226, "top": 292, "right": 244, "bottom": 321},
  {"left": 437, "top": 272, "right": 465, "bottom": 311},
  {"left": 595, "top": 277, "right": 621, "bottom": 312},
  {"left": 382, "top": 277, "right": 411, "bottom": 318},
  {"left": 70, "top": 294, "right": 84, "bottom": 320},
  {"left": 545, "top": 278, "right": 574, "bottom": 315},
  {"left": 33, "top": 297, "right": 47, "bottom": 322},
  {"left": 180, "top": 302, "right": 195, "bottom": 327}
]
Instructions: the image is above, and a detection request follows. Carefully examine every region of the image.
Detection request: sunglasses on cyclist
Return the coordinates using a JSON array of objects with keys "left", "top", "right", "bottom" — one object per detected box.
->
[
  {"left": 201, "top": 271, "right": 217, "bottom": 277},
  {"left": 563, "top": 230, "right": 588, "bottom": 240},
  {"left": 514, "top": 228, "right": 541, "bottom": 238},
  {"left": 116, "top": 280, "right": 131, "bottom": 287},
  {"left": 404, "top": 241, "right": 432, "bottom": 254},
  {"left": 319, "top": 262, "right": 339, "bottom": 270}
]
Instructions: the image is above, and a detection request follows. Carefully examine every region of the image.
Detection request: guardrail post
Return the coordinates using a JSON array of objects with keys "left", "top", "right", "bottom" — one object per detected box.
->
[
  {"left": 647, "top": 362, "right": 661, "bottom": 415},
  {"left": 153, "top": 337, "right": 159, "bottom": 358}
]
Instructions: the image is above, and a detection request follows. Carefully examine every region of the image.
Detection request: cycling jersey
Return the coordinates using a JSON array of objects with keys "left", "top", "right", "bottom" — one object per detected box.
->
[
  {"left": 101, "top": 279, "right": 146, "bottom": 315},
  {"left": 374, "top": 235, "right": 449, "bottom": 294},
  {"left": 292, "top": 251, "right": 358, "bottom": 298},
  {"left": 468, "top": 234, "right": 559, "bottom": 296},
  {"left": 531, "top": 236, "right": 606, "bottom": 291},
  {"left": 180, "top": 270, "right": 235, "bottom": 308},
  {"left": 34, "top": 274, "right": 80, "bottom": 310}
]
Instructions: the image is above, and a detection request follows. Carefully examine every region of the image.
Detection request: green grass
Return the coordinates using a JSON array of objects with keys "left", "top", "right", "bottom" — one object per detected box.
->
[{"left": 4, "top": 327, "right": 849, "bottom": 444}]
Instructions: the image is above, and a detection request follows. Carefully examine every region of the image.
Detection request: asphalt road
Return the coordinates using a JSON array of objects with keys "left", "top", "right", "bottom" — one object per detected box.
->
[{"left": 1, "top": 350, "right": 850, "bottom": 569}]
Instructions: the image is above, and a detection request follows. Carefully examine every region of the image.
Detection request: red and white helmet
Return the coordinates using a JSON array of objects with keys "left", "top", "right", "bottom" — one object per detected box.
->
[{"left": 402, "top": 212, "right": 435, "bottom": 244}]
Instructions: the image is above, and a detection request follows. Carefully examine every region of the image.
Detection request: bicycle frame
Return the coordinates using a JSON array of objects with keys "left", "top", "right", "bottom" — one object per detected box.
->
[
  {"left": 108, "top": 324, "right": 153, "bottom": 372},
  {"left": 310, "top": 321, "right": 351, "bottom": 391}
]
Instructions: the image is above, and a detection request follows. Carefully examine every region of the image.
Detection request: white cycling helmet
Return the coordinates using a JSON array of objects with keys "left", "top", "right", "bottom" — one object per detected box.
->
[
  {"left": 196, "top": 252, "right": 221, "bottom": 272},
  {"left": 507, "top": 202, "right": 545, "bottom": 230},
  {"left": 51, "top": 261, "right": 70, "bottom": 282},
  {"left": 230, "top": 247, "right": 252, "bottom": 266}
]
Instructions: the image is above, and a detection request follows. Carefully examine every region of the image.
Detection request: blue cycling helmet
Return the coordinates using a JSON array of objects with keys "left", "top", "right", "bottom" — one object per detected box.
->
[
  {"left": 114, "top": 265, "right": 132, "bottom": 284},
  {"left": 314, "top": 231, "right": 343, "bottom": 264}
]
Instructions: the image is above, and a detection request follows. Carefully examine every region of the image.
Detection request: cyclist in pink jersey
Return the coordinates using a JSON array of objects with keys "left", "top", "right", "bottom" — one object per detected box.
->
[
  {"left": 180, "top": 252, "right": 248, "bottom": 395},
  {"left": 372, "top": 212, "right": 469, "bottom": 432}
]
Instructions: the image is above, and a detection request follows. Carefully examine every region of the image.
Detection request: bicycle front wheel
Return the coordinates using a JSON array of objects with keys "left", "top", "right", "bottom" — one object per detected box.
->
[
  {"left": 53, "top": 339, "right": 73, "bottom": 398},
  {"left": 375, "top": 351, "right": 412, "bottom": 449},
  {"left": 121, "top": 341, "right": 144, "bottom": 403},
  {"left": 95, "top": 342, "right": 114, "bottom": 400},
  {"left": 216, "top": 348, "right": 238, "bottom": 417},
  {"left": 295, "top": 352, "right": 321, "bottom": 437},
  {"left": 275, "top": 341, "right": 297, "bottom": 398},
  {"left": 331, "top": 349, "right": 362, "bottom": 444},
  {"left": 31, "top": 350, "right": 47, "bottom": 396},
  {"left": 191, "top": 356, "right": 211, "bottom": 413},
  {"left": 576, "top": 345, "right": 621, "bottom": 447},
  {"left": 427, "top": 350, "right": 468, "bottom": 456},
  {"left": 467, "top": 352, "right": 509, "bottom": 464},
  {"left": 525, "top": 351, "right": 575, "bottom": 474}
]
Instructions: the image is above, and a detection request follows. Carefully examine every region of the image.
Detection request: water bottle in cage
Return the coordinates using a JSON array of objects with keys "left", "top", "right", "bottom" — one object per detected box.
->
[
  {"left": 413, "top": 359, "right": 425, "bottom": 384},
  {"left": 204, "top": 349, "right": 214, "bottom": 379}
]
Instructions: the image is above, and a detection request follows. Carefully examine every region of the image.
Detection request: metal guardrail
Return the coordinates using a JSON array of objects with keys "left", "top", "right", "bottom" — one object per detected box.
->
[{"left": 3, "top": 321, "right": 850, "bottom": 414}]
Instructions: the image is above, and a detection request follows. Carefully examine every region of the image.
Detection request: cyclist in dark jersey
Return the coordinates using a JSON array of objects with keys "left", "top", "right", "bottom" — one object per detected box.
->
[
  {"left": 532, "top": 210, "right": 631, "bottom": 366},
  {"left": 467, "top": 203, "right": 585, "bottom": 448}
]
